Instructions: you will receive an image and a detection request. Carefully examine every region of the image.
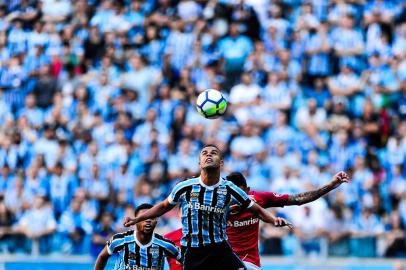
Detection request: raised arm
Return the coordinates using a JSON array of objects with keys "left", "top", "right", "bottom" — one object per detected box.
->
[
  {"left": 123, "top": 199, "right": 175, "bottom": 227},
  {"left": 247, "top": 203, "right": 292, "bottom": 228},
  {"left": 284, "top": 171, "right": 349, "bottom": 206}
]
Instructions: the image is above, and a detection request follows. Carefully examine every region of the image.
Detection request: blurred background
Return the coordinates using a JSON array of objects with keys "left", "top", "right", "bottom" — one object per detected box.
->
[{"left": 0, "top": 0, "right": 406, "bottom": 269}]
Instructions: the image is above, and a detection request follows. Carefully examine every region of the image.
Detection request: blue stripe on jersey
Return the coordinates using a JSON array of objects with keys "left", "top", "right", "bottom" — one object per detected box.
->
[
  {"left": 109, "top": 238, "right": 125, "bottom": 253},
  {"left": 202, "top": 188, "right": 213, "bottom": 245},
  {"left": 140, "top": 245, "right": 148, "bottom": 266}
]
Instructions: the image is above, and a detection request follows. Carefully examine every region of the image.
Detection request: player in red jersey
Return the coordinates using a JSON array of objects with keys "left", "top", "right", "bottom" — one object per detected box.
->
[
  {"left": 164, "top": 228, "right": 183, "bottom": 270},
  {"left": 226, "top": 171, "right": 349, "bottom": 270},
  {"left": 165, "top": 171, "right": 349, "bottom": 270}
]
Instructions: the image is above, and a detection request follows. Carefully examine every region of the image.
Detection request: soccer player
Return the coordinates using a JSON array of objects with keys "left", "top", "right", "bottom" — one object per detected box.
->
[
  {"left": 226, "top": 171, "right": 349, "bottom": 270},
  {"left": 124, "top": 144, "right": 291, "bottom": 270},
  {"left": 94, "top": 203, "right": 180, "bottom": 270}
]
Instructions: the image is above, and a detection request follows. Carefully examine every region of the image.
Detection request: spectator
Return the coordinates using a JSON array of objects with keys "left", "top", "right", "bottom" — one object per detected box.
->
[
  {"left": 14, "top": 196, "right": 56, "bottom": 254},
  {"left": 58, "top": 198, "right": 93, "bottom": 254},
  {"left": 218, "top": 22, "right": 254, "bottom": 88},
  {"left": 90, "top": 212, "right": 114, "bottom": 258},
  {"left": 351, "top": 207, "right": 384, "bottom": 257},
  {"left": 306, "top": 22, "right": 332, "bottom": 78},
  {"left": 0, "top": 199, "right": 14, "bottom": 253},
  {"left": 32, "top": 64, "right": 59, "bottom": 109},
  {"left": 295, "top": 98, "right": 327, "bottom": 131}
]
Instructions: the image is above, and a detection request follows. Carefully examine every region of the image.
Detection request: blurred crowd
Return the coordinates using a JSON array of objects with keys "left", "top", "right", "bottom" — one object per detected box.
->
[{"left": 0, "top": 0, "right": 406, "bottom": 259}]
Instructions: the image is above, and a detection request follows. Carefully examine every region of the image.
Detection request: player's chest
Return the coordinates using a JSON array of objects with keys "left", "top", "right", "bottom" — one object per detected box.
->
[
  {"left": 183, "top": 186, "right": 229, "bottom": 212},
  {"left": 125, "top": 244, "right": 162, "bottom": 269}
]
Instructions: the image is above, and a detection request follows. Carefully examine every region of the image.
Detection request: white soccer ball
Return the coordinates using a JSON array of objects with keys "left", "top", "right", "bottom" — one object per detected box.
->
[{"left": 196, "top": 89, "right": 228, "bottom": 119}]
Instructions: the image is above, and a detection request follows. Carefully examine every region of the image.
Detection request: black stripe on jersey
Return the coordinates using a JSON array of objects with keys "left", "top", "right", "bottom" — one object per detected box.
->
[
  {"left": 197, "top": 186, "right": 206, "bottom": 245},
  {"left": 209, "top": 188, "right": 218, "bottom": 243},
  {"left": 135, "top": 244, "right": 141, "bottom": 265},
  {"left": 112, "top": 230, "right": 133, "bottom": 240},
  {"left": 173, "top": 185, "right": 191, "bottom": 203},
  {"left": 226, "top": 185, "right": 251, "bottom": 209},
  {"left": 124, "top": 244, "right": 129, "bottom": 266},
  {"left": 147, "top": 246, "right": 152, "bottom": 267},
  {"left": 219, "top": 192, "right": 232, "bottom": 240},
  {"left": 158, "top": 246, "right": 164, "bottom": 268},
  {"left": 185, "top": 186, "right": 193, "bottom": 247}
]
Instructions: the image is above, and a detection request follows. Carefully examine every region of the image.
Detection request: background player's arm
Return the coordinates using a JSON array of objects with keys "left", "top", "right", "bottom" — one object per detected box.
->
[
  {"left": 93, "top": 246, "right": 109, "bottom": 270},
  {"left": 124, "top": 199, "right": 175, "bottom": 227},
  {"left": 284, "top": 171, "right": 349, "bottom": 206},
  {"left": 248, "top": 203, "right": 292, "bottom": 228}
]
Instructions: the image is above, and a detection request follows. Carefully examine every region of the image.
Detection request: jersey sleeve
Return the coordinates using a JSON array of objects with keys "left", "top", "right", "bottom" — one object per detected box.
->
[
  {"left": 106, "top": 233, "right": 127, "bottom": 255},
  {"left": 226, "top": 182, "right": 254, "bottom": 210},
  {"left": 167, "top": 181, "right": 190, "bottom": 205},
  {"left": 256, "top": 191, "right": 290, "bottom": 208},
  {"left": 160, "top": 239, "right": 182, "bottom": 262}
]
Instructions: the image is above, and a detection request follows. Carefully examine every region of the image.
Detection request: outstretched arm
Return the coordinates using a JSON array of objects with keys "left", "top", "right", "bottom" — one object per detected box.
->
[
  {"left": 284, "top": 171, "right": 349, "bottom": 206},
  {"left": 94, "top": 246, "right": 110, "bottom": 270},
  {"left": 123, "top": 199, "right": 175, "bottom": 227},
  {"left": 248, "top": 203, "right": 292, "bottom": 228}
]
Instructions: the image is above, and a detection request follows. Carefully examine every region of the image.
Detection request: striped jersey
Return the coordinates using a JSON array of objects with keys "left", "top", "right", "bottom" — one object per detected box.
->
[
  {"left": 167, "top": 177, "right": 254, "bottom": 247},
  {"left": 107, "top": 230, "right": 180, "bottom": 270}
]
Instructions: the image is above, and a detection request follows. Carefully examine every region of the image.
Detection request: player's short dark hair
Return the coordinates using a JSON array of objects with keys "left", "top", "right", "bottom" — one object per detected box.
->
[
  {"left": 134, "top": 203, "right": 153, "bottom": 217},
  {"left": 201, "top": 144, "right": 222, "bottom": 158},
  {"left": 226, "top": 172, "right": 247, "bottom": 188}
]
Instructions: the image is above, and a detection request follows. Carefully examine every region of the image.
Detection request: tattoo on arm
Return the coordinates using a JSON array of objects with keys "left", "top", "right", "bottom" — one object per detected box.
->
[{"left": 286, "top": 183, "right": 334, "bottom": 206}]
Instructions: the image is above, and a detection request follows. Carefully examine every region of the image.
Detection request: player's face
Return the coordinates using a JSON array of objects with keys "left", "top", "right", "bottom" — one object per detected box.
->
[
  {"left": 136, "top": 209, "right": 157, "bottom": 234},
  {"left": 199, "top": 146, "right": 223, "bottom": 170}
]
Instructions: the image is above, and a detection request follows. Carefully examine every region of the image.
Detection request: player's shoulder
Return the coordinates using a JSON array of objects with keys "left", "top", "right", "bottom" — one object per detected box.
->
[
  {"left": 222, "top": 179, "right": 244, "bottom": 191},
  {"left": 111, "top": 230, "right": 134, "bottom": 241},
  {"left": 173, "top": 177, "right": 200, "bottom": 189},
  {"left": 222, "top": 179, "right": 236, "bottom": 187},
  {"left": 108, "top": 230, "right": 135, "bottom": 250},
  {"left": 153, "top": 233, "right": 177, "bottom": 247}
]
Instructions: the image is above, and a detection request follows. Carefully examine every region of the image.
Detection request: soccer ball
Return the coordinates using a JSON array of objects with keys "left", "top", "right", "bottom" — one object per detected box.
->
[{"left": 196, "top": 89, "right": 228, "bottom": 119}]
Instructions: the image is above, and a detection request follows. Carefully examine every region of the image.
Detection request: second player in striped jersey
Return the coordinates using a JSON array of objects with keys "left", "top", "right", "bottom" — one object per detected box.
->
[{"left": 94, "top": 204, "right": 180, "bottom": 270}]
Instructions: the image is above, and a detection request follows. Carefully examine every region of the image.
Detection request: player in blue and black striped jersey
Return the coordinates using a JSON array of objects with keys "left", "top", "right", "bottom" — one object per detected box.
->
[
  {"left": 124, "top": 145, "right": 291, "bottom": 270},
  {"left": 94, "top": 204, "right": 181, "bottom": 270}
]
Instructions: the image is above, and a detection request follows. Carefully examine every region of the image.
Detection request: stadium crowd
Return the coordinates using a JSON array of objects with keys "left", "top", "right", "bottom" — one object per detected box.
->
[{"left": 0, "top": 0, "right": 406, "bottom": 260}]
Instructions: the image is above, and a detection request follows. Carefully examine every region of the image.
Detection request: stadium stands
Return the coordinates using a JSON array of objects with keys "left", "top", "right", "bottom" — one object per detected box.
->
[{"left": 0, "top": 0, "right": 405, "bottom": 260}]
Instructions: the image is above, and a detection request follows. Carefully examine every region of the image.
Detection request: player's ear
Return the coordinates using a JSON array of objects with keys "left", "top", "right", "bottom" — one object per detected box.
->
[
  {"left": 247, "top": 186, "right": 250, "bottom": 192},
  {"left": 220, "top": 157, "right": 224, "bottom": 167}
]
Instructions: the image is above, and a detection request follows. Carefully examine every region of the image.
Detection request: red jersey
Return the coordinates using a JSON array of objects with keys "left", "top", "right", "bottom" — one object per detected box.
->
[
  {"left": 226, "top": 191, "right": 289, "bottom": 267},
  {"left": 164, "top": 228, "right": 183, "bottom": 270}
]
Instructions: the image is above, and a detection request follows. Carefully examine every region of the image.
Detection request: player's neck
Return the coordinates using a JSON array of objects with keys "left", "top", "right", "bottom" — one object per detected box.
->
[
  {"left": 201, "top": 168, "right": 220, "bottom": 186},
  {"left": 136, "top": 231, "right": 153, "bottom": 245}
]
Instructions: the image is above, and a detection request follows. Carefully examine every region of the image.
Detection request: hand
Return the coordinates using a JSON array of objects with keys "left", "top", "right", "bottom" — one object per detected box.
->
[
  {"left": 248, "top": 195, "right": 257, "bottom": 202},
  {"left": 123, "top": 217, "right": 137, "bottom": 227},
  {"left": 273, "top": 217, "right": 293, "bottom": 229},
  {"left": 332, "top": 171, "right": 350, "bottom": 187}
]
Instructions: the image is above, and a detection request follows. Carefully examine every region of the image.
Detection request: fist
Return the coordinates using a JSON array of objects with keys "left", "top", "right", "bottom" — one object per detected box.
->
[
  {"left": 333, "top": 171, "right": 350, "bottom": 186},
  {"left": 123, "top": 216, "right": 136, "bottom": 227},
  {"left": 274, "top": 217, "right": 293, "bottom": 229}
]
